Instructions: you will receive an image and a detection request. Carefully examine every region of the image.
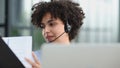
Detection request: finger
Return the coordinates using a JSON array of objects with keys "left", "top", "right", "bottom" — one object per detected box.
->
[
  {"left": 32, "top": 52, "right": 40, "bottom": 64},
  {"left": 25, "top": 58, "right": 37, "bottom": 67}
]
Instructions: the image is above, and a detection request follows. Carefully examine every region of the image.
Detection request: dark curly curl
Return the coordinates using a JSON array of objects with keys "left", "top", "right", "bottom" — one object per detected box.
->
[{"left": 31, "top": 0, "right": 85, "bottom": 41}]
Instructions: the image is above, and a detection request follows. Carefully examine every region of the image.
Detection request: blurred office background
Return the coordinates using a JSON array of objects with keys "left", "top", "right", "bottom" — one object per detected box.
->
[{"left": 0, "top": 0, "right": 119, "bottom": 50}]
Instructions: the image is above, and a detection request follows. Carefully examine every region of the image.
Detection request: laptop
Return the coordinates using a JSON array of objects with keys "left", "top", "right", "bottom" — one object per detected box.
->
[
  {"left": 0, "top": 37, "right": 25, "bottom": 68},
  {"left": 41, "top": 43, "right": 120, "bottom": 68}
]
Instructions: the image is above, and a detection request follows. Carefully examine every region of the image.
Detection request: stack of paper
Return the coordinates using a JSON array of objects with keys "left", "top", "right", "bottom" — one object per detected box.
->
[{"left": 2, "top": 36, "right": 33, "bottom": 68}]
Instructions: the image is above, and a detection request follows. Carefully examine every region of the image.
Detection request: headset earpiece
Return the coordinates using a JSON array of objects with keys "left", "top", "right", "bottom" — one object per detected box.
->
[{"left": 64, "top": 21, "right": 71, "bottom": 33}]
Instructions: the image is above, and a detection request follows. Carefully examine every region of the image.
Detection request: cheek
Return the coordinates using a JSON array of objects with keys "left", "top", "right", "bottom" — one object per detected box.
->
[
  {"left": 53, "top": 26, "right": 65, "bottom": 34},
  {"left": 58, "top": 26, "right": 65, "bottom": 32}
]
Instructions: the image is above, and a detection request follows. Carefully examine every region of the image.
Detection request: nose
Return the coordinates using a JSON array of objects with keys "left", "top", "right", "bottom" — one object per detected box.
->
[{"left": 43, "top": 26, "right": 50, "bottom": 33}]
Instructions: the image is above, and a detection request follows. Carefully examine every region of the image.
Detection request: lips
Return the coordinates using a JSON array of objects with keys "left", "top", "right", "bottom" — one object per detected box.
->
[{"left": 45, "top": 36, "right": 54, "bottom": 41}]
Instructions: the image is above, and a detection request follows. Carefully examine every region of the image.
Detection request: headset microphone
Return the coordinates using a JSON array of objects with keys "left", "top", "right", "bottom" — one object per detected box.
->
[
  {"left": 49, "top": 21, "right": 71, "bottom": 43},
  {"left": 49, "top": 32, "right": 65, "bottom": 43}
]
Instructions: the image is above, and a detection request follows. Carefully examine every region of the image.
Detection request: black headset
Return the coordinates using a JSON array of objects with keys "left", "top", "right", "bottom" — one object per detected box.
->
[
  {"left": 49, "top": 21, "right": 71, "bottom": 42},
  {"left": 64, "top": 21, "right": 71, "bottom": 33}
]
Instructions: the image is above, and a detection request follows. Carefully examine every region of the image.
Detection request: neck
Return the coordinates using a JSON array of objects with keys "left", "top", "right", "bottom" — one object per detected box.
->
[{"left": 51, "top": 37, "right": 70, "bottom": 45}]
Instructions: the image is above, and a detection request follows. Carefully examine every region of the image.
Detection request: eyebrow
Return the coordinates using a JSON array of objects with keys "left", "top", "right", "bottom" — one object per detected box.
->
[
  {"left": 47, "top": 19, "right": 54, "bottom": 23},
  {"left": 41, "top": 18, "right": 55, "bottom": 25}
]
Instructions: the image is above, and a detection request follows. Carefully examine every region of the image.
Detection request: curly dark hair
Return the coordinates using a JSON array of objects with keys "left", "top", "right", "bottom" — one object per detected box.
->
[{"left": 31, "top": 0, "right": 85, "bottom": 41}]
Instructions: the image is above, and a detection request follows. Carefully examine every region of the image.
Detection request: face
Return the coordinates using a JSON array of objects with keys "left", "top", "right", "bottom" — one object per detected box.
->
[{"left": 40, "top": 13, "right": 70, "bottom": 44}]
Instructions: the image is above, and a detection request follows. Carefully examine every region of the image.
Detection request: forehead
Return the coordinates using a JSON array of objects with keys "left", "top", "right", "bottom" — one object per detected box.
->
[
  {"left": 41, "top": 13, "right": 53, "bottom": 23},
  {"left": 41, "top": 12, "right": 64, "bottom": 25}
]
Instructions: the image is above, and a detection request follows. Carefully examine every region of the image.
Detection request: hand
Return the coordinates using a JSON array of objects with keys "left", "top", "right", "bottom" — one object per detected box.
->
[{"left": 25, "top": 52, "right": 41, "bottom": 68}]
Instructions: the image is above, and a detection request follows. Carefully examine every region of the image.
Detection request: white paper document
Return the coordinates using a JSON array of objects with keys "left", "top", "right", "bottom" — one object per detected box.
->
[{"left": 2, "top": 36, "right": 33, "bottom": 68}]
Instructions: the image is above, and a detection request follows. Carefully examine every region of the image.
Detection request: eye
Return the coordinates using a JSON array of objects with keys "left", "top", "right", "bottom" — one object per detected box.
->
[
  {"left": 49, "top": 22, "right": 56, "bottom": 27},
  {"left": 40, "top": 24, "right": 45, "bottom": 29},
  {"left": 49, "top": 23, "right": 54, "bottom": 26}
]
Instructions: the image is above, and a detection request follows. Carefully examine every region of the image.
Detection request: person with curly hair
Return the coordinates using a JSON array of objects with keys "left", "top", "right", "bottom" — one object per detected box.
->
[{"left": 25, "top": 0, "right": 85, "bottom": 68}]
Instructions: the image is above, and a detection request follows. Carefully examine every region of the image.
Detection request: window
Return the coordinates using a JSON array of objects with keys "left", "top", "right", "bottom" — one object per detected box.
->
[{"left": 73, "top": 0, "right": 119, "bottom": 43}]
